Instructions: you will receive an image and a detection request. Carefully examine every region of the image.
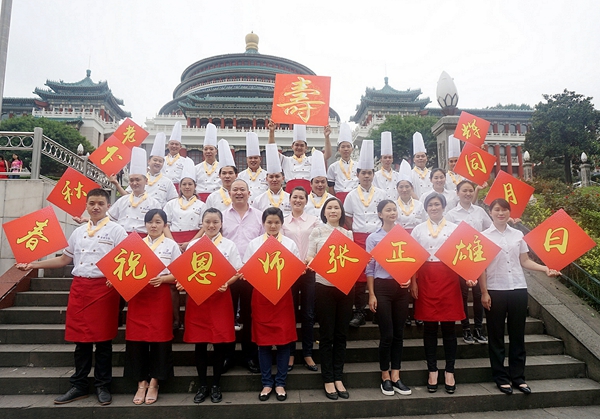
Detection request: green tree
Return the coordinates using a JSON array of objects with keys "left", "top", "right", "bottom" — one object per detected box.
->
[
  {"left": 486, "top": 103, "right": 532, "bottom": 110},
  {"left": 525, "top": 90, "right": 600, "bottom": 184},
  {"left": 367, "top": 115, "right": 439, "bottom": 166},
  {"left": 0, "top": 116, "right": 95, "bottom": 177}
]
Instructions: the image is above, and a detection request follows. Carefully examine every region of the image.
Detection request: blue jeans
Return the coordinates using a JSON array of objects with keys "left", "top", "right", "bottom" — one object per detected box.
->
[{"left": 258, "top": 345, "right": 290, "bottom": 388}]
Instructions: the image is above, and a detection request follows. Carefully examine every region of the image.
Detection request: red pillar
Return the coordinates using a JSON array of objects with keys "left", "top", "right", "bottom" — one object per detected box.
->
[
  {"left": 221, "top": 118, "right": 225, "bottom": 129},
  {"left": 252, "top": 118, "right": 256, "bottom": 129},
  {"left": 233, "top": 117, "right": 237, "bottom": 128},
  {"left": 209, "top": 117, "right": 212, "bottom": 124},
  {"left": 494, "top": 145, "right": 501, "bottom": 175},
  {"left": 517, "top": 145, "right": 524, "bottom": 178},
  {"left": 493, "top": 123, "right": 498, "bottom": 134},
  {"left": 187, "top": 117, "right": 191, "bottom": 127},
  {"left": 516, "top": 123, "right": 521, "bottom": 134},
  {"left": 506, "top": 145, "right": 512, "bottom": 176},
  {"left": 264, "top": 119, "right": 268, "bottom": 128}
]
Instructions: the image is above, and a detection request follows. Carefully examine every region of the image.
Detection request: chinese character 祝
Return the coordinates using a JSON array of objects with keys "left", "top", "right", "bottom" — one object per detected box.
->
[
  {"left": 188, "top": 251, "right": 217, "bottom": 284},
  {"left": 113, "top": 249, "right": 147, "bottom": 281},
  {"left": 16, "top": 219, "right": 50, "bottom": 251}
]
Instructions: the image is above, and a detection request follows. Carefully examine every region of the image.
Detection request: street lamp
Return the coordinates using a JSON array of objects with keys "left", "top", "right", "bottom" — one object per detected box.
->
[
  {"left": 436, "top": 71, "right": 459, "bottom": 116},
  {"left": 581, "top": 152, "right": 588, "bottom": 163},
  {"left": 77, "top": 143, "right": 84, "bottom": 156},
  {"left": 523, "top": 151, "right": 530, "bottom": 162}
]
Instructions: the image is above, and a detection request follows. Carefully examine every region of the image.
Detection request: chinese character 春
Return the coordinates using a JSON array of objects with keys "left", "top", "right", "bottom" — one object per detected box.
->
[
  {"left": 385, "top": 241, "right": 416, "bottom": 263},
  {"left": 277, "top": 77, "right": 326, "bottom": 123},
  {"left": 16, "top": 219, "right": 50, "bottom": 251},
  {"left": 452, "top": 236, "right": 487, "bottom": 266},
  {"left": 188, "top": 251, "right": 216, "bottom": 284},
  {"left": 101, "top": 146, "right": 124, "bottom": 165},
  {"left": 113, "top": 249, "right": 147, "bottom": 281},
  {"left": 543, "top": 227, "right": 569, "bottom": 254},
  {"left": 327, "top": 244, "right": 359, "bottom": 274},
  {"left": 503, "top": 183, "right": 518, "bottom": 204},
  {"left": 465, "top": 152, "right": 487, "bottom": 177},
  {"left": 61, "top": 180, "right": 87, "bottom": 205},
  {"left": 121, "top": 125, "right": 136, "bottom": 145},
  {"left": 259, "top": 251, "right": 285, "bottom": 290},
  {"left": 461, "top": 119, "right": 482, "bottom": 140}
]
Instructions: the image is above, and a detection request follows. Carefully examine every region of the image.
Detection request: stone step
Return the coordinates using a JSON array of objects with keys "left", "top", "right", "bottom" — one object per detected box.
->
[
  {"left": 0, "top": 334, "right": 563, "bottom": 368},
  {"left": 0, "top": 355, "right": 585, "bottom": 396},
  {"left": 29, "top": 278, "right": 73, "bottom": 291},
  {"left": 1, "top": 378, "right": 599, "bottom": 419}
]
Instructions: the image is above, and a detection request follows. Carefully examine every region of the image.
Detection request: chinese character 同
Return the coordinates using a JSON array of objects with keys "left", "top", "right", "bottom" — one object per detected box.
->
[
  {"left": 503, "top": 183, "right": 518, "bottom": 204},
  {"left": 188, "top": 251, "right": 217, "bottom": 284},
  {"left": 385, "top": 241, "right": 416, "bottom": 263},
  {"left": 543, "top": 227, "right": 569, "bottom": 254},
  {"left": 259, "top": 251, "right": 285, "bottom": 290},
  {"left": 327, "top": 244, "right": 359, "bottom": 274},
  {"left": 121, "top": 125, "right": 136, "bottom": 145},
  {"left": 101, "top": 146, "right": 124, "bottom": 165},
  {"left": 61, "top": 180, "right": 87, "bottom": 205},
  {"left": 113, "top": 249, "right": 147, "bottom": 281},
  {"left": 465, "top": 152, "right": 487, "bottom": 177},
  {"left": 452, "top": 235, "right": 487, "bottom": 266},
  {"left": 277, "top": 77, "right": 325, "bottom": 123},
  {"left": 461, "top": 119, "right": 482, "bottom": 140},
  {"left": 16, "top": 219, "right": 50, "bottom": 251}
]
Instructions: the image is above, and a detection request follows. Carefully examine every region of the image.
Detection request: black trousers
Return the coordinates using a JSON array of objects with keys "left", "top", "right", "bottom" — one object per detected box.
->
[
  {"left": 485, "top": 289, "right": 528, "bottom": 386},
  {"left": 290, "top": 270, "right": 316, "bottom": 358},
  {"left": 70, "top": 340, "right": 112, "bottom": 390},
  {"left": 423, "top": 321, "right": 457, "bottom": 373},
  {"left": 352, "top": 281, "right": 368, "bottom": 315},
  {"left": 461, "top": 279, "right": 484, "bottom": 330},
  {"left": 195, "top": 343, "right": 227, "bottom": 387},
  {"left": 374, "top": 279, "right": 410, "bottom": 371},
  {"left": 124, "top": 341, "right": 174, "bottom": 382},
  {"left": 229, "top": 279, "right": 257, "bottom": 362},
  {"left": 315, "top": 283, "right": 354, "bottom": 383}
]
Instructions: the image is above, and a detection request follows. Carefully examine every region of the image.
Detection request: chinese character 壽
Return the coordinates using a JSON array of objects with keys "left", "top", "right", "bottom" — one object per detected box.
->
[{"left": 277, "top": 77, "right": 325, "bottom": 123}]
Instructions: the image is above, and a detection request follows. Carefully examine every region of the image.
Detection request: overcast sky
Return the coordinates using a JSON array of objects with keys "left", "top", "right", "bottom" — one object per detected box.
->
[{"left": 3, "top": 0, "right": 600, "bottom": 126}]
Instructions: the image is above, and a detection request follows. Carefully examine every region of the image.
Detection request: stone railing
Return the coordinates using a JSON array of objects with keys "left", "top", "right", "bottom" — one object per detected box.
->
[{"left": 32, "top": 109, "right": 119, "bottom": 130}]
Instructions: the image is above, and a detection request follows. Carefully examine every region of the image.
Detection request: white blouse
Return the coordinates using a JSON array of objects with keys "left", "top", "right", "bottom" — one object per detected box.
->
[
  {"left": 146, "top": 236, "right": 182, "bottom": 276},
  {"left": 163, "top": 196, "right": 204, "bottom": 232},
  {"left": 482, "top": 224, "right": 529, "bottom": 291},
  {"left": 188, "top": 235, "right": 243, "bottom": 270},
  {"left": 307, "top": 224, "right": 354, "bottom": 286},
  {"left": 410, "top": 218, "right": 458, "bottom": 262},
  {"left": 108, "top": 194, "right": 162, "bottom": 233},
  {"left": 445, "top": 203, "right": 492, "bottom": 232}
]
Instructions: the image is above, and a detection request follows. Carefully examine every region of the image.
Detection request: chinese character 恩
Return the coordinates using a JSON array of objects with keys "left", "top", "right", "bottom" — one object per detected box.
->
[{"left": 188, "top": 251, "right": 217, "bottom": 284}]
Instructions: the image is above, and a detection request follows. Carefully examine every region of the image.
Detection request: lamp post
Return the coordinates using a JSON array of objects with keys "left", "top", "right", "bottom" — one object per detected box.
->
[
  {"left": 432, "top": 71, "right": 459, "bottom": 169},
  {"left": 523, "top": 150, "right": 533, "bottom": 181},
  {"left": 581, "top": 152, "right": 591, "bottom": 187}
]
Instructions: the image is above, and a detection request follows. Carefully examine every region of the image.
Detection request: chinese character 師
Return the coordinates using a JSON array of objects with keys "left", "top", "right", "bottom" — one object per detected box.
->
[{"left": 259, "top": 251, "right": 285, "bottom": 290}]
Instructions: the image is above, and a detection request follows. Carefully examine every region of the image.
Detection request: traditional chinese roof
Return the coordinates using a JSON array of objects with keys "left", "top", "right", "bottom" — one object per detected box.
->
[{"left": 351, "top": 77, "right": 431, "bottom": 123}]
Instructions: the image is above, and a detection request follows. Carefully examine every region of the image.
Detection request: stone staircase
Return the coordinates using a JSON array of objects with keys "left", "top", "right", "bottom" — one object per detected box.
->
[{"left": 1, "top": 270, "right": 600, "bottom": 419}]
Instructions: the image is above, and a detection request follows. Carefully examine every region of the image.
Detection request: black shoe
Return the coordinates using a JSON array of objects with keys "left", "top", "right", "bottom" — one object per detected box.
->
[
  {"left": 276, "top": 392, "right": 287, "bottom": 401},
  {"left": 325, "top": 388, "right": 338, "bottom": 400},
  {"left": 349, "top": 312, "right": 365, "bottom": 328},
  {"left": 304, "top": 363, "right": 318, "bottom": 372},
  {"left": 258, "top": 390, "right": 271, "bottom": 401},
  {"left": 473, "top": 329, "right": 488, "bottom": 344},
  {"left": 463, "top": 329, "right": 475, "bottom": 344},
  {"left": 405, "top": 317, "right": 412, "bottom": 327},
  {"left": 427, "top": 383, "right": 438, "bottom": 393},
  {"left": 96, "top": 386, "right": 112, "bottom": 405},
  {"left": 194, "top": 386, "right": 209, "bottom": 403},
  {"left": 336, "top": 388, "right": 349, "bottom": 399},
  {"left": 247, "top": 359, "right": 260, "bottom": 374},
  {"left": 54, "top": 387, "right": 89, "bottom": 404},
  {"left": 222, "top": 357, "right": 233, "bottom": 374},
  {"left": 415, "top": 320, "right": 424, "bottom": 326},
  {"left": 380, "top": 379, "right": 394, "bottom": 396},
  {"left": 392, "top": 379, "right": 412, "bottom": 395},
  {"left": 287, "top": 364, "right": 294, "bottom": 372},
  {"left": 514, "top": 384, "right": 532, "bottom": 394},
  {"left": 210, "top": 385, "right": 222, "bottom": 403},
  {"left": 497, "top": 384, "right": 513, "bottom": 395},
  {"left": 445, "top": 383, "right": 456, "bottom": 394}
]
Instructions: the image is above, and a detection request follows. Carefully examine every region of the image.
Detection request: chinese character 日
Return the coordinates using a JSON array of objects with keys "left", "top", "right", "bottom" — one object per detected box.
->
[
  {"left": 452, "top": 236, "right": 487, "bottom": 266},
  {"left": 16, "top": 219, "right": 50, "bottom": 251},
  {"left": 544, "top": 227, "right": 569, "bottom": 254},
  {"left": 188, "top": 251, "right": 217, "bottom": 284},
  {"left": 327, "top": 244, "right": 359, "bottom": 274},
  {"left": 259, "top": 251, "right": 285, "bottom": 290},
  {"left": 113, "top": 249, "right": 147, "bottom": 281},
  {"left": 277, "top": 77, "right": 326, "bottom": 123},
  {"left": 385, "top": 241, "right": 416, "bottom": 263}
]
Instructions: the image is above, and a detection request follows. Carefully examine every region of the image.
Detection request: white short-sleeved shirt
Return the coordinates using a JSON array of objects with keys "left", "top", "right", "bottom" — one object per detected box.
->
[
  {"left": 445, "top": 171, "right": 464, "bottom": 191},
  {"left": 203, "top": 188, "right": 233, "bottom": 214},
  {"left": 410, "top": 218, "right": 458, "bottom": 262},
  {"left": 125, "top": 173, "right": 177, "bottom": 208},
  {"left": 108, "top": 193, "right": 162, "bottom": 233},
  {"left": 243, "top": 234, "right": 300, "bottom": 263},
  {"left": 327, "top": 159, "right": 359, "bottom": 193},
  {"left": 482, "top": 224, "right": 529, "bottom": 290},
  {"left": 237, "top": 168, "right": 268, "bottom": 201},
  {"left": 162, "top": 154, "right": 189, "bottom": 184},
  {"left": 163, "top": 196, "right": 204, "bottom": 232},
  {"left": 373, "top": 169, "right": 401, "bottom": 200},
  {"left": 146, "top": 236, "right": 181, "bottom": 276},
  {"left": 65, "top": 219, "right": 127, "bottom": 278},
  {"left": 281, "top": 154, "right": 312, "bottom": 181},
  {"left": 195, "top": 161, "right": 222, "bottom": 194},
  {"left": 304, "top": 192, "right": 332, "bottom": 220},
  {"left": 445, "top": 204, "right": 492, "bottom": 232},
  {"left": 395, "top": 198, "right": 425, "bottom": 230},
  {"left": 252, "top": 189, "right": 292, "bottom": 217},
  {"left": 411, "top": 167, "right": 432, "bottom": 198},
  {"left": 307, "top": 224, "right": 353, "bottom": 286},
  {"left": 419, "top": 188, "right": 459, "bottom": 213},
  {"left": 343, "top": 185, "right": 387, "bottom": 233},
  {"left": 188, "top": 235, "right": 243, "bottom": 270}
]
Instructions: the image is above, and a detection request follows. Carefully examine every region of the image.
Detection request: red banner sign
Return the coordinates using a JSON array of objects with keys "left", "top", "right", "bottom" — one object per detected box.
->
[
  {"left": 46, "top": 167, "right": 101, "bottom": 217},
  {"left": 453, "top": 142, "right": 496, "bottom": 186},
  {"left": 112, "top": 118, "right": 149, "bottom": 148},
  {"left": 271, "top": 74, "right": 331, "bottom": 126},
  {"left": 88, "top": 136, "right": 132, "bottom": 176},
  {"left": 454, "top": 111, "right": 490, "bottom": 147},
  {"left": 483, "top": 171, "right": 534, "bottom": 219}
]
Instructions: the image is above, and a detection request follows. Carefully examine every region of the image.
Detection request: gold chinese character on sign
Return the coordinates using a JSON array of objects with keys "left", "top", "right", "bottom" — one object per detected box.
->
[
  {"left": 503, "top": 183, "right": 518, "bottom": 204},
  {"left": 259, "top": 251, "right": 285, "bottom": 290},
  {"left": 385, "top": 241, "right": 416, "bottom": 263},
  {"left": 16, "top": 219, "right": 50, "bottom": 251},
  {"left": 101, "top": 146, "right": 124, "bottom": 165},
  {"left": 461, "top": 119, "right": 482, "bottom": 140},
  {"left": 543, "top": 227, "right": 569, "bottom": 254},
  {"left": 465, "top": 152, "right": 488, "bottom": 177},
  {"left": 327, "top": 244, "right": 359, "bottom": 274},
  {"left": 113, "top": 249, "right": 147, "bottom": 281},
  {"left": 277, "top": 77, "right": 326, "bottom": 123},
  {"left": 61, "top": 181, "right": 87, "bottom": 205},
  {"left": 121, "top": 125, "right": 137, "bottom": 144},
  {"left": 452, "top": 236, "right": 487, "bottom": 266},
  {"left": 188, "top": 251, "right": 216, "bottom": 284}
]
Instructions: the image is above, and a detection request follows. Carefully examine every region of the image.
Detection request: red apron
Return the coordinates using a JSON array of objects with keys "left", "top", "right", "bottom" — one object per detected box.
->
[
  {"left": 171, "top": 230, "right": 199, "bottom": 244},
  {"left": 65, "top": 277, "right": 120, "bottom": 343},
  {"left": 173, "top": 183, "right": 180, "bottom": 194},
  {"left": 126, "top": 283, "right": 173, "bottom": 342},
  {"left": 251, "top": 290, "right": 297, "bottom": 346},
  {"left": 336, "top": 191, "right": 349, "bottom": 203},
  {"left": 197, "top": 192, "right": 211, "bottom": 203},
  {"left": 285, "top": 179, "right": 312, "bottom": 194},
  {"left": 414, "top": 262, "right": 465, "bottom": 322},
  {"left": 127, "top": 231, "right": 147, "bottom": 238},
  {"left": 184, "top": 289, "right": 235, "bottom": 343},
  {"left": 353, "top": 232, "right": 369, "bottom": 283}
]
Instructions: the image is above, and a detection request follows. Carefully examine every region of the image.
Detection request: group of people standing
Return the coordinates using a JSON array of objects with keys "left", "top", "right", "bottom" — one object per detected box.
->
[
  {"left": 16, "top": 121, "right": 559, "bottom": 408},
  {"left": 0, "top": 153, "right": 23, "bottom": 179}
]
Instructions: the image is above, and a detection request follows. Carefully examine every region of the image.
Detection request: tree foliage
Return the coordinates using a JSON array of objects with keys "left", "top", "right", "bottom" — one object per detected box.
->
[
  {"left": 486, "top": 103, "right": 532, "bottom": 110},
  {"left": 367, "top": 115, "right": 439, "bottom": 166},
  {"left": 0, "top": 116, "right": 95, "bottom": 177},
  {"left": 524, "top": 90, "right": 600, "bottom": 184}
]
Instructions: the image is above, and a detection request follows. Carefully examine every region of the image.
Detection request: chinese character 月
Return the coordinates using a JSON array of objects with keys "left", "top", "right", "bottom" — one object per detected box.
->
[
  {"left": 259, "top": 251, "right": 285, "bottom": 290},
  {"left": 465, "top": 152, "right": 487, "bottom": 177},
  {"left": 277, "top": 77, "right": 325, "bottom": 123},
  {"left": 327, "top": 244, "right": 359, "bottom": 274},
  {"left": 544, "top": 227, "right": 569, "bottom": 254},
  {"left": 16, "top": 219, "right": 50, "bottom": 251},
  {"left": 461, "top": 119, "right": 482, "bottom": 140},
  {"left": 101, "top": 146, "right": 124, "bottom": 165},
  {"left": 188, "top": 251, "right": 216, "bottom": 284},
  {"left": 385, "top": 241, "right": 416, "bottom": 263},
  {"left": 452, "top": 235, "right": 487, "bottom": 266},
  {"left": 113, "top": 249, "right": 147, "bottom": 281},
  {"left": 61, "top": 181, "right": 87, "bottom": 205}
]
